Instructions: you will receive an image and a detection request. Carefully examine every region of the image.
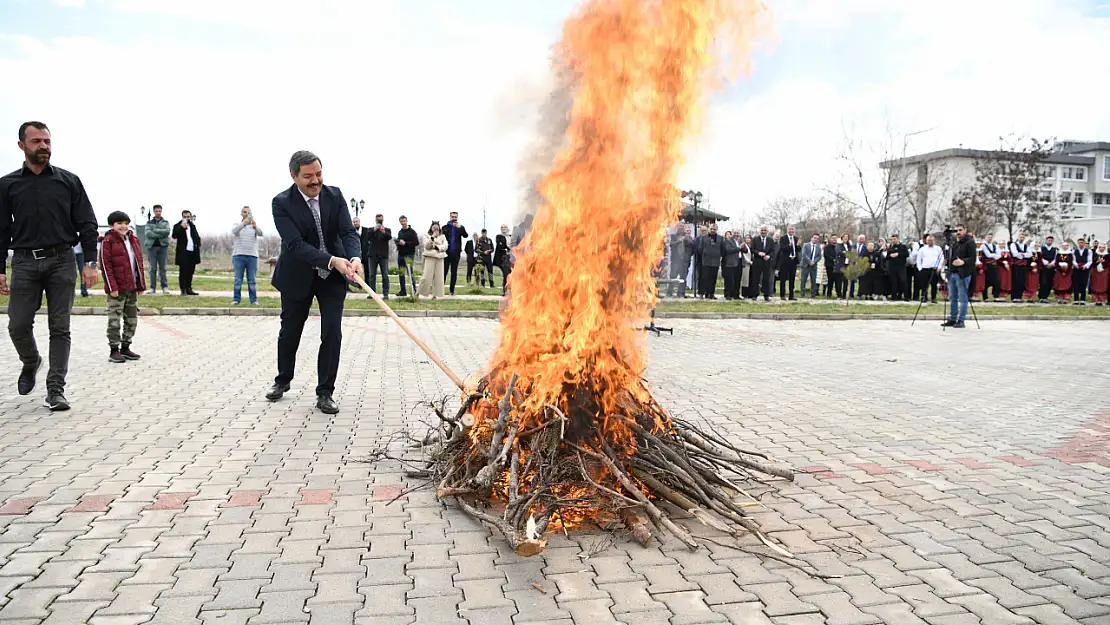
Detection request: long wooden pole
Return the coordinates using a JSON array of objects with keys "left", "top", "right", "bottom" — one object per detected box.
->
[{"left": 349, "top": 274, "right": 466, "bottom": 391}]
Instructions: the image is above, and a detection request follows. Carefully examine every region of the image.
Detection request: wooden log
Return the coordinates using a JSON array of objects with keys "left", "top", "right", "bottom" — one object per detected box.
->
[{"left": 620, "top": 508, "right": 652, "bottom": 547}]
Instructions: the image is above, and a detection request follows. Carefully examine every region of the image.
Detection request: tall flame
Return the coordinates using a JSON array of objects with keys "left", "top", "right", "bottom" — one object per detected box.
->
[{"left": 484, "top": 0, "right": 766, "bottom": 438}]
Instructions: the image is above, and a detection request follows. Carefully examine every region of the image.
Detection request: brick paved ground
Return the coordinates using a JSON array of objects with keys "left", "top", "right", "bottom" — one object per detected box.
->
[{"left": 1, "top": 317, "right": 1108, "bottom": 625}]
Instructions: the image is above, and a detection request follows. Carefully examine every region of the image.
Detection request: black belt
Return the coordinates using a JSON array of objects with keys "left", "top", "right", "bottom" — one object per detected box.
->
[{"left": 16, "top": 245, "right": 73, "bottom": 260}]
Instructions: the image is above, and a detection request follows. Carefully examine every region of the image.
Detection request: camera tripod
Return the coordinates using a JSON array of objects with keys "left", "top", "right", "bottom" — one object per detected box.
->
[{"left": 911, "top": 258, "right": 980, "bottom": 329}]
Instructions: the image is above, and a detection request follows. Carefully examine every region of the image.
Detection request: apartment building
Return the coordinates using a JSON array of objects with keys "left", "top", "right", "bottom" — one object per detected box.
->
[{"left": 881, "top": 141, "right": 1110, "bottom": 242}]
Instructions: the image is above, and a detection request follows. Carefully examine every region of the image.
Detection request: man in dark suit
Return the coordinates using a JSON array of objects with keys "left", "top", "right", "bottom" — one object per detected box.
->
[
  {"left": 751, "top": 225, "right": 775, "bottom": 301},
  {"left": 776, "top": 225, "right": 800, "bottom": 300},
  {"left": 265, "top": 151, "right": 362, "bottom": 414},
  {"left": 171, "top": 210, "right": 201, "bottom": 295}
]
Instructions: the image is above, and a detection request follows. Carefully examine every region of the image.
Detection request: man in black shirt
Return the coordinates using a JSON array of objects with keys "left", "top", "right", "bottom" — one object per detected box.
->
[
  {"left": 0, "top": 122, "right": 99, "bottom": 411},
  {"left": 943, "top": 224, "right": 977, "bottom": 328},
  {"left": 394, "top": 215, "right": 419, "bottom": 297},
  {"left": 885, "top": 234, "right": 909, "bottom": 301},
  {"left": 366, "top": 213, "right": 392, "bottom": 299}
]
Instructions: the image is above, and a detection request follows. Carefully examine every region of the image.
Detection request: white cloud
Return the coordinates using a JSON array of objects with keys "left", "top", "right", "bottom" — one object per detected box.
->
[{"left": 1, "top": 0, "right": 1108, "bottom": 237}]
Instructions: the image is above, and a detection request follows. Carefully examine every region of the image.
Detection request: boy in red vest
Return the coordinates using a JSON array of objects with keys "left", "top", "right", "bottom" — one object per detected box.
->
[{"left": 98, "top": 211, "right": 146, "bottom": 363}]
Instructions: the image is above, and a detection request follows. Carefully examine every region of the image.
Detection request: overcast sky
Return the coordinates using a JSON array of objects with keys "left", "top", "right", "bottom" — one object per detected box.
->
[{"left": 2, "top": 0, "right": 1108, "bottom": 236}]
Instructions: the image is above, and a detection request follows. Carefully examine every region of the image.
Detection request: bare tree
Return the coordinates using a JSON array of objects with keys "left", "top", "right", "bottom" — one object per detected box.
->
[
  {"left": 807, "top": 197, "right": 860, "bottom": 238},
  {"left": 946, "top": 190, "right": 999, "bottom": 238},
  {"left": 825, "top": 119, "right": 921, "bottom": 233},
  {"left": 953, "top": 136, "right": 1058, "bottom": 241},
  {"left": 755, "top": 196, "right": 808, "bottom": 233},
  {"left": 901, "top": 159, "right": 953, "bottom": 239}
]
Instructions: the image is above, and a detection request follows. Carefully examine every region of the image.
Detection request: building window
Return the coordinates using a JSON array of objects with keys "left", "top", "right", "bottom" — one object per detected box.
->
[
  {"left": 1037, "top": 190, "right": 1053, "bottom": 203},
  {"left": 1061, "top": 167, "right": 1072, "bottom": 179},
  {"left": 1039, "top": 165, "right": 1055, "bottom": 178},
  {"left": 1074, "top": 192, "right": 1085, "bottom": 204},
  {"left": 1105, "top": 155, "right": 1110, "bottom": 181},
  {"left": 1095, "top": 193, "right": 1106, "bottom": 205},
  {"left": 1076, "top": 167, "right": 1085, "bottom": 180},
  {"left": 1060, "top": 191, "right": 1072, "bottom": 203}
]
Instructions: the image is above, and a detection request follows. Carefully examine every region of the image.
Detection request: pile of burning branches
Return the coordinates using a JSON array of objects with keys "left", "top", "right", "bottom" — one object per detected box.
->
[{"left": 390, "top": 372, "right": 794, "bottom": 557}]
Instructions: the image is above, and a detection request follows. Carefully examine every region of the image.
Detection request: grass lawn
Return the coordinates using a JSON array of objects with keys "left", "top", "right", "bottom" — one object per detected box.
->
[{"left": 5, "top": 292, "right": 1107, "bottom": 317}]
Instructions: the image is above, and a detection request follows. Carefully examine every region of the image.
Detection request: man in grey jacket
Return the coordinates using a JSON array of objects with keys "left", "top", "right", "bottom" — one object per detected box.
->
[
  {"left": 697, "top": 222, "right": 725, "bottom": 299},
  {"left": 144, "top": 204, "right": 171, "bottom": 294}
]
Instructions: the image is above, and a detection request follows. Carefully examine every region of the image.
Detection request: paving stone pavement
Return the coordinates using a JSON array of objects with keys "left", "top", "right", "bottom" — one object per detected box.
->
[{"left": 1, "top": 317, "right": 1109, "bottom": 625}]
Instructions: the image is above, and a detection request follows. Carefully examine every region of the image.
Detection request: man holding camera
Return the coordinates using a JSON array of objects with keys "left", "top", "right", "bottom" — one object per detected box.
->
[
  {"left": 172, "top": 210, "right": 201, "bottom": 295},
  {"left": 943, "top": 224, "right": 976, "bottom": 328},
  {"left": 366, "top": 213, "right": 392, "bottom": 299}
]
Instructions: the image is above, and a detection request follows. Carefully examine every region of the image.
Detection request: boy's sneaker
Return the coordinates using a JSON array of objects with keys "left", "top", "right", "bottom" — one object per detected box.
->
[
  {"left": 120, "top": 345, "right": 141, "bottom": 360},
  {"left": 109, "top": 348, "right": 126, "bottom": 363}
]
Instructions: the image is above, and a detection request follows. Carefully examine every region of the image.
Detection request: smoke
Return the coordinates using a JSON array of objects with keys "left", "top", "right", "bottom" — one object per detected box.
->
[{"left": 511, "top": 48, "right": 577, "bottom": 245}]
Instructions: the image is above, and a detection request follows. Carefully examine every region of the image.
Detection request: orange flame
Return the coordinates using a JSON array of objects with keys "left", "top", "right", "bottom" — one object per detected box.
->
[{"left": 480, "top": 0, "right": 766, "bottom": 441}]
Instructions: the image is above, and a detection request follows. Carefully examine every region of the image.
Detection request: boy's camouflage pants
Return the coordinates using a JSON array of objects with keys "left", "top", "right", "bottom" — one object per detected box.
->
[{"left": 107, "top": 291, "right": 139, "bottom": 348}]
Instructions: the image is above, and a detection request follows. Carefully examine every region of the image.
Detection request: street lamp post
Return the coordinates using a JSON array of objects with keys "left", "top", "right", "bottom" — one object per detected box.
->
[{"left": 350, "top": 198, "right": 365, "bottom": 217}]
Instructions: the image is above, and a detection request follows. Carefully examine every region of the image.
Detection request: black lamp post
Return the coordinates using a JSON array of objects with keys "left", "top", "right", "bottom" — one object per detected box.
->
[{"left": 359, "top": 199, "right": 365, "bottom": 216}]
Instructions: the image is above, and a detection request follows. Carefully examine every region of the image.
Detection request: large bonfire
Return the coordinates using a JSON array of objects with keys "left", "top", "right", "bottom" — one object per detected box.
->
[{"left": 423, "top": 0, "right": 782, "bottom": 555}]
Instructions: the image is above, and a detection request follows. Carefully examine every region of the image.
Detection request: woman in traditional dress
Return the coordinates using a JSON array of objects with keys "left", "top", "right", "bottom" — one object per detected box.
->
[
  {"left": 999, "top": 249, "right": 1012, "bottom": 301},
  {"left": 972, "top": 240, "right": 987, "bottom": 301},
  {"left": 1090, "top": 243, "right": 1109, "bottom": 306},
  {"left": 1053, "top": 241, "right": 1073, "bottom": 303},
  {"left": 1024, "top": 251, "right": 1041, "bottom": 302}
]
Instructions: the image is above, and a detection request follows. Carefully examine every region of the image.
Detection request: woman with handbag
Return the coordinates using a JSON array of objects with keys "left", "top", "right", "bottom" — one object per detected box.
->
[{"left": 418, "top": 222, "right": 449, "bottom": 299}]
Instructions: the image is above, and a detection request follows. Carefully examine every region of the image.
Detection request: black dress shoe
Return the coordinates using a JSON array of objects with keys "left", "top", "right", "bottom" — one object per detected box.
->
[
  {"left": 265, "top": 383, "right": 290, "bottom": 401},
  {"left": 18, "top": 358, "right": 42, "bottom": 396},
  {"left": 953, "top": 321, "right": 966, "bottom": 328},
  {"left": 941, "top": 319, "right": 956, "bottom": 327},
  {"left": 45, "top": 391, "right": 70, "bottom": 411},
  {"left": 187, "top": 291, "right": 200, "bottom": 296},
  {"left": 316, "top": 394, "right": 339, "bottom": 414}
]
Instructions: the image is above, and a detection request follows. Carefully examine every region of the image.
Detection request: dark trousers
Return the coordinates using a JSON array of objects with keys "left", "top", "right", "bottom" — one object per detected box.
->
[
  {"left": 446, "top": 253, "right": 461, "bottom": 294},
  {"left": 75, "top": 252, "right": 89, "bottom": 295},
  {"left": 398, "top": 255, "right": 415, "bottom": 295},
  {"left": 823, "top": 265, "right": 835, "bottom": 297},
  {"left": 778, "top": 264, "right": 796, "bottom": 299},
  {"left": 888, "top": 266, "right": 906, "bottom": 300},
  {"left": 755, "top": 262, "right": 773, "bottom": 299},
  {"left": 1011, "top": 265, "right": 1027, "bottom": 300},
  {"left": 147, "top": 245, "right": 168, "bottom": 290},
  {"left": 693, "top": 259, "right": 703, "bottom": 295},
  {"left": 8, "top": 249, "right": 77, "bottom": 393},
  {"left": 481, "top": 260, "right": 495, "bottom": 287},
  {"left": 830, "top": 272, "right": 845, "bottom": 298},
  {"left": 465, "top": 255, "right": 476, "bottom": 283},
  {"left": 178, "top": 261, "right": 197, "bottom": 294},
  {"left": 917, "top": 268, "right": 938, "bottom": 301},
  {"left": 699, "top": 265, "right": 719, "bottom": 298},
  {"left": 985, "top": 264, "right": 1000, "bottom": 299},
  {"left": 722, "top": 265, "right": 739, "bottom": 299},
  {"left": 275, "top": 275, "right": 345, "bottom": 395},
  {"left": 1074, "top": 269, "right": 1090, "bottom": 301},
  {"left": 905, "top": 267, "right": 916, "bottom": 301},
  {"left": 1038, "top": 268, "right": 1055, "bottom": 300},
  {"left": 367, "top": 255, "right": 390, "bottom": 295},
  {"left": 497, "top": 260, "right": 511, "bottom": 290}
]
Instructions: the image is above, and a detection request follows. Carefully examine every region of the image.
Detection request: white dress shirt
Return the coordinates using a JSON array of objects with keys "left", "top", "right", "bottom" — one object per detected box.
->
[
  {"left": 916, "top": 245, "right": 943, "bottom": 271},
  {"left": 298, "top": 188, "right": 359, "bottom": 269}
]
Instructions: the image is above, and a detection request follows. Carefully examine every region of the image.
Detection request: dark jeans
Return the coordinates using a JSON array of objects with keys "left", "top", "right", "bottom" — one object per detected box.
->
[
  {"left": 446, "top": 253, "right": 461, "bottom": 294},
  {"left": 275, "top": 275, "right": 346, "bottom": 395},
  {"left": 75, "top": 252, "right": 89, "bottom": 295},
  {"left": 8, "top": 248, "right": 77, "bottom": 393},
  {"left": 498, "top": 260, "right": 511, "bottom": 291},
  {"left": 397, "top": 255, "right": 415, "bottom": 295},
  {"left": 1011, "top": 265, "right": 1027, "bottom": 300},
  {"left": 178, "top": 261, "right": 197, "bottom": 294},
  {"left": 147, "top": 245, "right": 168, "bottom": 290},
  {"left": 829, "top": 271, "right": 845, "bottom": 298},
  {"left": 481, "top": 260, "right": 495, "bottom": 288},
  {"left": 368, "top": 255, "right": 390, "bottom": 296}
]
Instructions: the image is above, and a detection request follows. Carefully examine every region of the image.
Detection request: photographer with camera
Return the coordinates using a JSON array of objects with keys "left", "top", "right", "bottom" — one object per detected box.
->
[
  {"left": 171, "top": 210, "right": 201, "bottom": 296},
  {"left": 942, "top": 224, "right": 976, "bottom": 328}
]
